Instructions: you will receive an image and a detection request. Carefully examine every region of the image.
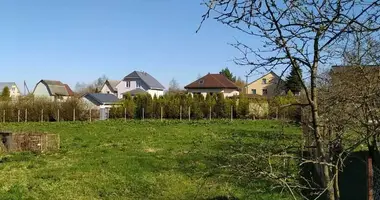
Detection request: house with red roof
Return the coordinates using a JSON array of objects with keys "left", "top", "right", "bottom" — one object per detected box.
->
[{"left": 184, "top": 73, "right": 240, "bottom": 97}]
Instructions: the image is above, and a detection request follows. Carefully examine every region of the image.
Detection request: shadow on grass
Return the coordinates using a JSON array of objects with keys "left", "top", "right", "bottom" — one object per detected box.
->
[
  {"left": 176, "top": 128, "right": 302, "bottom": 199},
  {"left": 176, "top": 127, "right": 371, "bottom": 200}
]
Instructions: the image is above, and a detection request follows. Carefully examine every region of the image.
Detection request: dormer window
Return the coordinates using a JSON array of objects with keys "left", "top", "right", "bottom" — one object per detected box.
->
[
  {"left": 199, "top": 80, "right": 204, "bottom": 84},
  {"left": 262, "top": 78, "right": 267, "bottom": 84}
]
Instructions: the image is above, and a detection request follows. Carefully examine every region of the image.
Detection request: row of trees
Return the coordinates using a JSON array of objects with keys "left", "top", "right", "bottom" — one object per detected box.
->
[
  {"left": 0, "top": 96, "right": 93, "bottom": 122},
  {"left": 110, "top": 93, "right": 251, "bottom": 119}
]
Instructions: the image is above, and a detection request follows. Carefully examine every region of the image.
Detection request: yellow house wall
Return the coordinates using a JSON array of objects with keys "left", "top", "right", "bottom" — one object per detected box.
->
[{"left": 245, "top": 73, "right": 284, "bottom": 97}]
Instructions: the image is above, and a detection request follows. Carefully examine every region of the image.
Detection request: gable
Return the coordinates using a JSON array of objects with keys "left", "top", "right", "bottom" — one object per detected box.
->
[
  {"left": 123, "top": 71, "right": 165, "bottom": 90},
  {"left": 247, "top": 71, "right": 284, "bottom": 86}
]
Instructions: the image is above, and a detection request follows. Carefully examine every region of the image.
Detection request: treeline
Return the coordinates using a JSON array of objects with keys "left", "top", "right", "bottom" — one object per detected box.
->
[
  {"left": 0, "top": 96, "right": 96, "bottom": 122},
  {"left": 110, "top": 93, "right": 250, "bottom": 119},
  {"left": 110, "top": 91, "right": 301, "bottom": 121}
]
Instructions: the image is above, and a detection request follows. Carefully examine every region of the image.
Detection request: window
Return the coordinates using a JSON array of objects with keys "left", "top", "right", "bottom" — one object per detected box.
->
[
  {"left": 107, "top": 91, "right": 110, "bottom": 94},
  {"left": 199, "top": 80, "right": 204, "bottom": 84},
  {"left": 262, "top": 78, "right": 267, "bottom": 84},
  {"left": 251, "top": 89, "right": 256, "bottom": 94},
  {"left": 126, "top": 81, "right": 130, "bottom": 88},
  {"left": 136, "top": 81, "right": 141, "bottom": 88},
  {"left": 262, "top": 89, "right": 268, "bottom": 95}
]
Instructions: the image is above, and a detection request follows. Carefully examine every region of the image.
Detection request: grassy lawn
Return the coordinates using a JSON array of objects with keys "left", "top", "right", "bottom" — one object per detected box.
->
[{"left": 0, "top": 120, "right": 301, "bottom": 200}]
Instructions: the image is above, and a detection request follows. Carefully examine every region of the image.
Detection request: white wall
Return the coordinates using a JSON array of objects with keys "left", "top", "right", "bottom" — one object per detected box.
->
[
  {"left": 33, "top": 82, "right": 54, "bottom": 101},
  {"left": 101, "top": 84, "right": 117, "bottom": 96},
  {"left": 116, "top": 80, "right": 150, "bottom": 98},
  {"left": 186, "top": 88, "right": 239, "bottom": 98},
  {"left": 9, "top": 85, "right": 21, "bottom": 98},
  {"left": 223, "top": 89, "right": 240, "bottom": 97},
  {"left": 147, "top": 89, "right": 164, "bottom": 97}
]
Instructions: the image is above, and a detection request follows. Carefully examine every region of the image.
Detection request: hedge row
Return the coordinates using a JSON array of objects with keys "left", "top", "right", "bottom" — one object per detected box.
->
[
  {"left": 0, "top": 96, "right": 96, "bottom": 122},
  {"left": 110, "top": 93, "right": 253, "bottom": 120}
]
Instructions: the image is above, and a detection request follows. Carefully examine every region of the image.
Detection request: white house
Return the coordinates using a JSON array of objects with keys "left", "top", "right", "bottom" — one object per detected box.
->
[
  {"left": 115, "top": 71, "right": 165, "bottom": 98},
  {"left": 185, "top": 73, "right": 240, "bottom": 97},
  {"left": 0, "top": 82, "right": 21, "bottom": 99},
  {"left": 33, "top": 80, "right": 74, "bottom": 101},
  {"left": 100, "top": 80, "right": 119, "bottom": 96}
]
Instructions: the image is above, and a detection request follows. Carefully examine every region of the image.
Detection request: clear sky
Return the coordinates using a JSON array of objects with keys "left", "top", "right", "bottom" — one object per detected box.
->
[{"left": 0, "top": 0, "right": 267, "bottom": 92}]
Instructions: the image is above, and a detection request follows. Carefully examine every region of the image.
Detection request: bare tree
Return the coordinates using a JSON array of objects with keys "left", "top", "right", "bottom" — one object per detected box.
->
[
  {"left": 168, "top": 78, "right": 181, "bottom": 92},
  {"left": 75, "top": 75, "right": 108, "bottom": 94},
  {"left": 199, "top": 0, "right": 380, "bottom": 199}
]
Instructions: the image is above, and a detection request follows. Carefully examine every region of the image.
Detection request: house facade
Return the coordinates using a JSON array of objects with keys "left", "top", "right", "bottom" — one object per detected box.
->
[
  {"left": 184, "top": 73, "right": 240, "bottom": 97},
  {"left": 33, "top": 80, "right": 74, "bottom": 101},
  {"left": 100, "top": 80, "right": 119, "bottom": 96},
  {"left": 115, "top": 71, "right": 165, "bottom": 98},
  {"left": 0, "top": 82, "right": 21, "bottom": 99},
  {"left": 245, "top": 71, "right": 285, "bottom": 97}
]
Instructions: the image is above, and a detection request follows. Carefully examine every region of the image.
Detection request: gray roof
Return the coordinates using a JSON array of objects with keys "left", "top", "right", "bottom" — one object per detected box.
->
[
  {"left": 122, "top": 88, "right": 147, "bottom": 96},
  {"left": 123, "top": 71, "right": 165, "bottom": 90},
  {"left": 83, "top": 93, "right": 120, "bottom": 106}
]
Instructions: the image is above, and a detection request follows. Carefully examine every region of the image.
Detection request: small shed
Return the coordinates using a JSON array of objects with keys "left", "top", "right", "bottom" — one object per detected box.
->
[{"left": 82, "top": 93, "right": 121, "bottom": 120}]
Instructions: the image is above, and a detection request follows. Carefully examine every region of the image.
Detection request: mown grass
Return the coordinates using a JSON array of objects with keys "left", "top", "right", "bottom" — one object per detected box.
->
[{"left": 0, "top": 120, "right": 301, "bottom": 200}]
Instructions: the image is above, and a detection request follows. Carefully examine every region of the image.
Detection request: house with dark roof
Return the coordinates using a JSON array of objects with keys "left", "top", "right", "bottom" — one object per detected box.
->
[
  {"left": 245, "top": 71, "right": 285, "bottom": 97},
  {"left": 100, "top": 80, "right": 119, "bottom": 96},
  {"left": 82, "top": 93, "right": 121, "bottom": 109},
  {"left": 184, "top": 73, "right": 240, "bottom": 97},
  {"left": 115, "top": 71, "right": 165, "bottom": 98},
  {"left": 33, "top": 80, "right": 74, "bottom": 101},
  {"left": 0, "top": 82, "right": 21, "bottom": 99}
]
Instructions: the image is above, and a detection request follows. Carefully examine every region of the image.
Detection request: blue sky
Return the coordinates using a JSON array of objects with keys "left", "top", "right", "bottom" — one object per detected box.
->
[{"left": 0, "top": 0, "right": 268, "bottom": 92}]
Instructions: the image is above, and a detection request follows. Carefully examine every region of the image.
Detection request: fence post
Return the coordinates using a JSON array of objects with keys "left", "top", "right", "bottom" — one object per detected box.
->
[
  {"left": 180, "top": 106, "right": 182, "bottom": 121},
  {"left": 124, "top": 107, "right": 127, "bottom": 121},
  {"left": 89, "top": 109, "right": 92, "bottom": 122},
  {"left": 160, "top": 106, "right": 163, "bottom": 122},
  {"left": 18, "top": 110, "right": 20, "bottom": 122},
  {"left": 41, "top": 109, "right": 43, "bottom": 122},
  {"left": 57, "top": 109, "right": 60, "bottom": 122},
  {"left": 230, "top": 106, "right": 233, "bottom": 121},
  {"left": 25, "top": 109, "right": 27, "bottom": 122},
  {"left": 188, "top": 106, "right": 191, "bottom": 121},
  {"left": 3, "top": 110, "right": 5, "bottom": 123},
  {"left": 142, "top": 108, "right": 145, "bottom": 121},
  {"left": 73, "top": 108, "right": 76, "bottom": 121},
  {"left": 276, "top": 107, "right": 279, "bottom": 120},
  {"left": 209, "top": 106, "right": 212, "bottom": 120}
]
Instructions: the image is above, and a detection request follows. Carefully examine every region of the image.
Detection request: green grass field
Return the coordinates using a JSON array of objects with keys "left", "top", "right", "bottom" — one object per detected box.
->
[{"left": 0, "top": 120, "right": 301, "bottom": 200}]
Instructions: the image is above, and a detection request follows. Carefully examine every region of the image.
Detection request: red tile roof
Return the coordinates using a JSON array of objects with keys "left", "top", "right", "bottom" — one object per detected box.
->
[
  {"left": 185, "top": 74, "right": 239, "bottom": 89},
  {"left": 64, "top": 84, "right": 74, "bottom": 96}
]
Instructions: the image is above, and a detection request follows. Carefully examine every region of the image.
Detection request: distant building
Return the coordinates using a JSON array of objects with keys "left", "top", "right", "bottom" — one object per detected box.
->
[
  {"left": 184, "top": 73, "right": 240, "bottom": 97},
  {"left": 115, "top": 71, "right": 165, "bottom": 98},
  {"left": 33, "top": 80, "right": 74, "bottom": 101},
  {"left": 81, "top": 93, "right": 121, "bottom": 110},
  {"left": 0, "top": 82, "right": 21, "bottom": 99},
  {"left": 100, "top": 80, "right": 119, "bottom": 96},
  {"left": 245, "top": 71, "right": 285, "bottom": 97}
]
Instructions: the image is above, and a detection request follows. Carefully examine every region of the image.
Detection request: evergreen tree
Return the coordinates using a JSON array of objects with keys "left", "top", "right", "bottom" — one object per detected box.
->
[
  {"left": 122, "top": 93, "right": 135, "bottom": 119},
  {"left": 237, "top": 94, "right": 250, "bottom": 118},
  {"left": 214, "top": 93, "right": 226, "bottom": 118},
  {"left": 1, "top": 87, "right": 11, "bottom": 101},
  {"left": 285, "top": 67, "right": 303, "bottom": 95},
  {"left": 219, "top": 67, "right": 236, "bottom": 82},
  {"left": 191, "top": 94, "right": 204, "bottom": 119}
]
